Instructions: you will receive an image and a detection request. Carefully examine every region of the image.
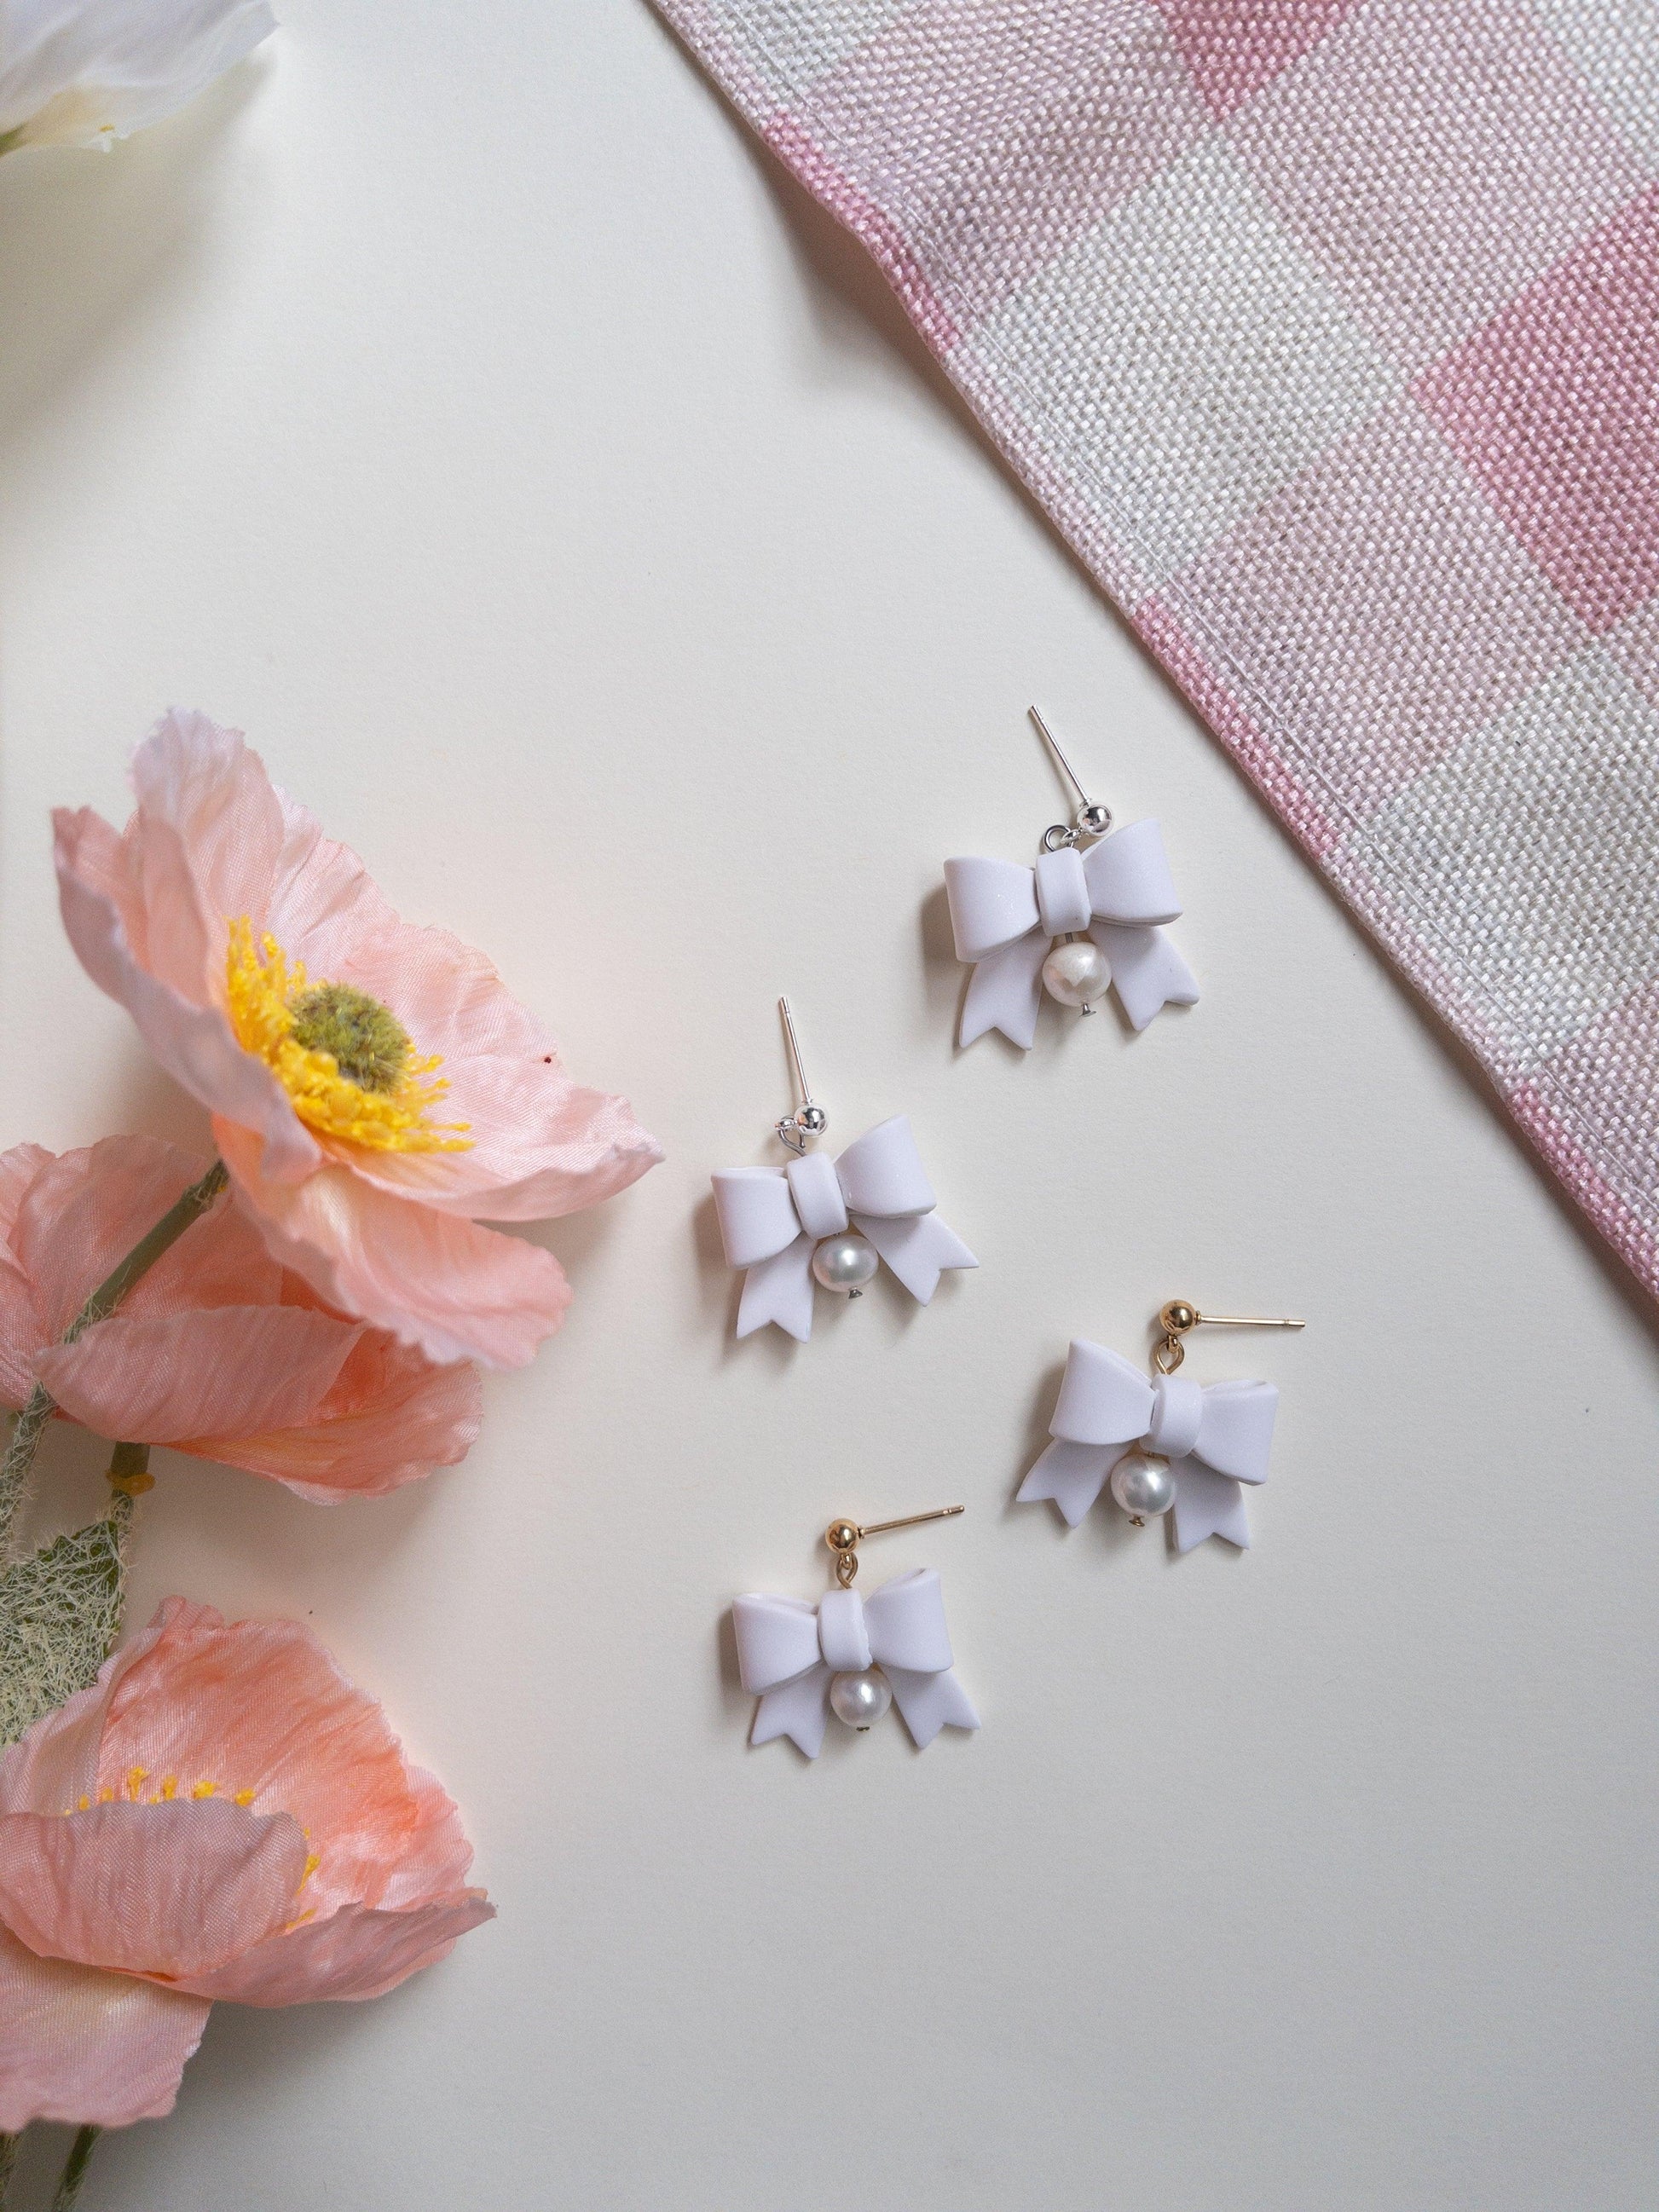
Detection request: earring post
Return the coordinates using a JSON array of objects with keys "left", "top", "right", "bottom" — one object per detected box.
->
[
  {"left": 857, "top": 1505, "right": 965, "bottom": 1537},
  {"left": 1027, "top": 704, "right": 1090, "bottom": 807},
  {"left": 1198, "top": 1314, "right": 1305, "bottom": 1330},
  {"left": 778, "top": 996, "right": 815, "bottom": 1108}
]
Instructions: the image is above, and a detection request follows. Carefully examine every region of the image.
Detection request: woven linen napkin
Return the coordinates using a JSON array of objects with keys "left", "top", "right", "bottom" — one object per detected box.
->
[{"left": 650, "top": 0, "right": 1659, "bottom": 1297}]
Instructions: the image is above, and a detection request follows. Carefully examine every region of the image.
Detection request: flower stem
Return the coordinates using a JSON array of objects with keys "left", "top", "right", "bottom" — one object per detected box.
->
[
  {"left": 0, "top": 2129, "right": 15, "bottom": 2208},
  {"left": 51, "top": 2125, "right": 100, "bottom": 2209},
  {"left": 0, "top": 1160, "right": 228, "bottom": 1558},
  {"left": 105, "top": 1441, "right": 153, "bottom": 1499}
]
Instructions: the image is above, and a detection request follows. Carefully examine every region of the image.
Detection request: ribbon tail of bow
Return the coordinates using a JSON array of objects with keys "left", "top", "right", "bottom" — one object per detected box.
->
[
  {"left": 854, "top": 1210, "right": 977, "bottom": 1304},
  {"left": 960, "top": 931, "right": 1048, "bottom": 1048},
  {"left": 751, "top": 1664, "right": 833, "bottom": 1757},
  {"left": 1089, "top": 922, "right": 1199, "bottom": 1032},
  {"left": 1017, "top": 1439, "right": 1119, "bottom": 1528},
  {"left": 883, "top": 1665, "right": 980, "bottom": 1750},
  {"left": 736, "top": 1236, "right": 816, "bottom": 1341},
  {"left": 1170, "top": 1460, "right": 1251, "bottom": 1553}
]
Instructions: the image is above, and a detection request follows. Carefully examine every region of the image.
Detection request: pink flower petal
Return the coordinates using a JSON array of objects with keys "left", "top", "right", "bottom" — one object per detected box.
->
[
  {"left": 0, "top": 1597, "right": 489, "bottom": 2118},
  {"left": 0, "top": 1141, "right": 51, "bottom": 1406},
  {"left": 179, "top": 1889, "right": 494, "bottom": 2005},
  {"left": 0, "top": 1600, "right": 217, "bottom": 1822},
  {"left": 127, "top": 710, "right": 294, "bottom": 999},
  {"left": 0, "top": 1141, "right": 53, "bottom": 1233},
  {"left": 185, "top": 1335, "right": 483, "bottom": 1499},
  {"left": 12, "top": 1135, "right": 280, "bottom": 1343},
  {"left": 343, "top": 1050, "right": 663, "bottom": 1222},
  {"left": 373, "top": 1762, "right": 478, "bottom": 1909},
  {"left": 0, "top": 1136, "right": 478, "bottom": 1491},
  {"left": 0, "top": 1921, "right": 210, "bottom": 2131},
  {"left": 217, "top": 1120, "right": 570, "bottom": 1368},
  {"left": 0, "top": 1801, "right": 308, "bottom": 1978},
  {"left": 2, "top": 1601, "right": 477, "bottom": 1917},
  {"left": 54, "top": 805, "right": 318, "bottom": 1182},
  {"left": 301, "top": 920, "right": 662, "bottom": 1218},
  {"left": 83, "top": 1140, "right": 280, "bottom": 1316},
  {"left": 81, "top": 1605, "right": 476, "bottom": 1919},
  {"left": 263, "top": 791, "right": 403, "bottom": 978},
  {"left": 38, "top": 1306, "right": 361, "bottom": 1446}
]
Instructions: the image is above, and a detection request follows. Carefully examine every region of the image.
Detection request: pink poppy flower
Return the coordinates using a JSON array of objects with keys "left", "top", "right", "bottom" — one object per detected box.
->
[
  {"left": 0, "top": 1597, "right": 493, "bottom": 2131},
  {"left": 54, "top": 710, "right": 662, "bottom": 1368},
  {"left": 0, "top": 1135, "right": 481, "bottom": 1500}
]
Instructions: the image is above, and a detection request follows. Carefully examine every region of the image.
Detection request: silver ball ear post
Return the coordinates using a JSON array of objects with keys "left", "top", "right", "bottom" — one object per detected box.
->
[
  {"left": 775, "top": 998, "right": 829, "bottom": 1154},
  {"left": 1029, "top": 704, "right": 1113, "bottom": 843}
]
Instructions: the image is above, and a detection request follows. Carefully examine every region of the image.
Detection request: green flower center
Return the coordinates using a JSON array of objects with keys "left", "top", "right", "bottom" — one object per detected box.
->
[{"left": 287, "top": 983, "right": 412, "bottom": 1095}]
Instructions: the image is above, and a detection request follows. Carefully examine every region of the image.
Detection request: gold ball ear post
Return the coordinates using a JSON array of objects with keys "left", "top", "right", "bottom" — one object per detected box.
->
[
  {"left": 824, "top": 1506, "right": 964, "bottom": 1585},
  {"left": 1155, "top": 1299, "right": 1305, "bottom": 1372}
]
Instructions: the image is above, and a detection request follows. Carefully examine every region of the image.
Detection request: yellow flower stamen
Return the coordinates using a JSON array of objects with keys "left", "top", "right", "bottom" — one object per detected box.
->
[
  {"left": 225, "top": 917, "right": 471, "bottom": 1155},
  {"left": 191, "top": 1780, "right": 217, "bottom": 1799}
]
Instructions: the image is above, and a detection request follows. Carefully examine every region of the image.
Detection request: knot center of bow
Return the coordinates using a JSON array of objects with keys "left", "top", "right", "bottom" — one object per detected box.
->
[
  {"left": 1146, "top": 1372, "right": 1204, "bottom": 1459},
  {"left": 785, "top": 1151, "right": 849, "bottom": 1240},
  {"left": 816, "top": 1587, "right": 871, "bottom": 1672}
]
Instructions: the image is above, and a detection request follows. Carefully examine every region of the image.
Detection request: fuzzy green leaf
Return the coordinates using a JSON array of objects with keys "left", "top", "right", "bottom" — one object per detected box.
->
[{"left": 0, "top": 1517, "right": 125, "bottom": 1748}]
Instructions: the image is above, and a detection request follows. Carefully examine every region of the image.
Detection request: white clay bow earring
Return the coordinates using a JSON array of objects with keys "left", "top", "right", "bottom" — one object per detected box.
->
[
  {"left": 711, "top": 999, "right": 977, "bottom": 1342},
  {"left": 944, "top": 706, "right": 1199, "bottom": 1046},
  {"left": 1019, "top": 1300, "right": 1304, "bottom": 1552},
  {"left": 732, "top": 1507, "right": 980, "bottom": 1757}
]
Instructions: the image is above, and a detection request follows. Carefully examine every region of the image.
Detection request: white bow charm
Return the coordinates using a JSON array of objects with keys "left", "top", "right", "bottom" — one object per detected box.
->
[
  {"left": 1019, "top": 1339, "right": 1279, "bottom": 1551},
  {"left": 712, "top": 1116, "right": 975, "bottom": 1341},
  {"left": 944, "top": 821, "right": 1198, "bottom": 1046},
  {"left": 732, "top": 1570, "right": 980, "bottom": 1757}
]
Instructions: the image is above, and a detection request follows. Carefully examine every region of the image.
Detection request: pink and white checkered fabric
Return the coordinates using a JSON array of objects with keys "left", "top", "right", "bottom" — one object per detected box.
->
[{"left": 651, "top": 0, "right": 1659, "bottom": 1297}]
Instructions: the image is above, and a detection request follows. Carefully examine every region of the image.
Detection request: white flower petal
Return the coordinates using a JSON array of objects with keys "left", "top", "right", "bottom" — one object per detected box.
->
[{"left": 0, "top": 0, "right": 275, "bottom": 149}]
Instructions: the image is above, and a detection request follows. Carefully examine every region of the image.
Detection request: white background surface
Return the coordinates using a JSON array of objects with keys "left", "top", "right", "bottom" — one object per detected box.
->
[{"left": 3, "top": 4, "right": 1657, "bottom": 2206}]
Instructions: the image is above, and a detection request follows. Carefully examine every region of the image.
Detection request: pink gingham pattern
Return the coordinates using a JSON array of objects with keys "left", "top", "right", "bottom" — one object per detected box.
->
[{"left": 651, "top": 0, "right": 1659, "bottom": 1297}]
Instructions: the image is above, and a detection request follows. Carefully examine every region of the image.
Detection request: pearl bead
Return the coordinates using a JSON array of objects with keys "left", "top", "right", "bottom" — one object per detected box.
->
[
  {"left": 1110, "top": 1452, "right": 1176, "bottom": 1520},
  {"left": 1041, "top": 939, "right": 1111, "bottom": 1009},
  {"left": 812, "top": 1232, "right": 879, "bottom": 1294},
  {"left": 830, "top": 1668, "right": 892, "bottom": 1730}
]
